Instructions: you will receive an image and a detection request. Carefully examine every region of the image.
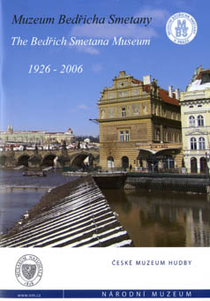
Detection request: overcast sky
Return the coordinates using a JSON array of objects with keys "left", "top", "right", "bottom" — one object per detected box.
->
[{"left": 1, "top": 0, "right": 209, "bottom": 136}]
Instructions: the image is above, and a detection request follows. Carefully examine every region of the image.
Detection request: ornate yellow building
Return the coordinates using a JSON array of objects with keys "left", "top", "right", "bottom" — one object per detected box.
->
[
  {"left": 98, "top": 71, "right": 182, "bottom": 171},
  {"left": 180, "top": 67, "right": 210, "bottom": 173}
]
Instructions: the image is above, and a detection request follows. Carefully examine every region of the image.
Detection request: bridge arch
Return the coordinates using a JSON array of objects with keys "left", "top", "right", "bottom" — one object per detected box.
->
[
  {"left": 70, "top": 152, "right": 96, "bottom": 168},
  {"left": 0, "top": 155, "right": 7, "bottom": 167},
  {"left": 41, "top": 154, "right": 57, "bottom": 167},
  {"left": 18, "top": 155, "right": 30, "bottom": 167}
]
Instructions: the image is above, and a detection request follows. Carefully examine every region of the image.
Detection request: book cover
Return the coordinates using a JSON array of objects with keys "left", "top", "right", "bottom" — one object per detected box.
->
[{"left": 0, "top": 0, "right": 210, "bottom": 299}]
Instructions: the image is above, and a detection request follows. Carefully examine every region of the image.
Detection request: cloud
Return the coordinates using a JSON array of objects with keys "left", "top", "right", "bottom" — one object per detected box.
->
[
  {"left": 71, "top": 23, "right": 157, "bottom": 40},
  {"left": 69, "top": 8, "right": 169, "bottom": 54},
  {"left": 77, "top": 105, "right": 88, "bottom": 110},
  {"left": 139, "top": 8, "right": 169, "bottom": 27},
  {"left": 92, "top": 63, "right": 103, "bottom": 73},
  {"left": 70, "top": 8, "right": 169, "bottom": 39},
  {"left": 75, "top": 45, "right": 99, "bottom": 55},
  {"left": 70, "top": 104, "right": 89, "bottom": 113}
]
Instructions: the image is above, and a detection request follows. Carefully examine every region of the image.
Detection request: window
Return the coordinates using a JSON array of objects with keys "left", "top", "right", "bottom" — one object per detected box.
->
[
  {"left": 120, "top": 130, "right": 129, "bottom": 142},
  {"left": 189, "top": 105, "right": 194, "bottom": 108},
  {"left": 121, "top": 107, "right": 126, "bottom": 117},
  {"left": 189, "top": 116, "right": 195, "bottom": 127},
  {"left": 101, "top": 109, "right": 105, "bottom": 119},
  {"left": 190, "top": 137, "right": 197, "bottom": 150},
  {"left": 199, "top": 137, "right": 205, "bottom": 150},
  {"left": 200, "top": 157, "right": 207, "bottom": 173},
  {"left": 191, "top": 157, "right": 197, "bottom": 173},
  {"left": 163, "top": 156, "right": 174, "bottom": 169},
  {"left": 198, "top": 104, "right": 202, "bottom": 108},
  {"left": 107, "top": 156, "right": 114, "bottom": 169},
  {"left": 155, "top": 128, "right": 160, "bottom": 141},
  {"left": 120, "top": 131, "right": 124, "bottom": 141},
  {"left": 197, "top": 115, "right": 204, "bottom": 127},
  {"left": 125, "top": 131, "right": 129, "bottom": 141}
]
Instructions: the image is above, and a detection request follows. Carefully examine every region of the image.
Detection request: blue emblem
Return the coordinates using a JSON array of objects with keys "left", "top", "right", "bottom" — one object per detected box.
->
[{"left": 166, "top": 12, "right": 197, "bottom": 45}]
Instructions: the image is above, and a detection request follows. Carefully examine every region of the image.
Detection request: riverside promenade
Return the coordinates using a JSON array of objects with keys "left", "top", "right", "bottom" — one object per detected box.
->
[
  {"left": 126, "top": 172, "right": 210, "bottom": 193},
  {"left": 0, "top": 176, "right": 133, "bottom": 247}
]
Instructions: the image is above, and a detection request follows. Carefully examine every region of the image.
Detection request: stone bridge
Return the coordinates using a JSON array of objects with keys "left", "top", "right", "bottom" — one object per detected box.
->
[{"left": 0, "top": 148, "right": 99, "bottom": 169}]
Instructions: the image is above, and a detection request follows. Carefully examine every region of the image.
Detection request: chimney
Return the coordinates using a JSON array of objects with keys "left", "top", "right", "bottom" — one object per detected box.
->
[
  {"left": 143, "top": 75, "right": 151, "bottom": 85},
  {"left": 168, "top": 86, "right": 173, "bottom": 98},
  {"left": 175, "top": 88, "right": 180, "bottom": 100}
]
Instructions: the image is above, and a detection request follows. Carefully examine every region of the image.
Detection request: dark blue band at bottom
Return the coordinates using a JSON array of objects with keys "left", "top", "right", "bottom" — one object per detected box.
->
[{"left": 1, "top": 289, "right": 210, "bottom": 298}]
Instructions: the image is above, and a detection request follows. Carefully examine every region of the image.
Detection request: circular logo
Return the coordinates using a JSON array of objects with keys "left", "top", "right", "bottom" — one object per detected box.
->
[
  {"left": 15, "top": 254, "right": 43, "bottom": 287},
  {"left": 166, "top": 12, "right": 197, "bottom": 45}
]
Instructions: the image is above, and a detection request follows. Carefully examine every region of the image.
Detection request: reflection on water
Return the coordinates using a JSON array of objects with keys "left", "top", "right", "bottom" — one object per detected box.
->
[
  {"left": 0, "top": 170, "right": 76, "bottom": 234},
  {"left": 103, "top": 189, "right": 210, "bottom": 247},
  {"left": 1, "top": 170, "right": 210, "bottom": 247}
]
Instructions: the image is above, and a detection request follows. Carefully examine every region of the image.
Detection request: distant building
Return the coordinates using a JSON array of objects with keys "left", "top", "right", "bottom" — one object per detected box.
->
[
  {"left": 0, "top": 126, "right": 74, "bottom": 145},
  {"left": 97, "top": 71, "right": 182, "bottom": 171},
  {"left": 180, "top": 66, "right": 210, "bottom": 173}
]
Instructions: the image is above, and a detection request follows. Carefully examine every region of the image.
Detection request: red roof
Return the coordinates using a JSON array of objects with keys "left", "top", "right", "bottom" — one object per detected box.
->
[
  {"left": 132, "top": 79, "right": 179, "bottom": 106},
  {"left": 132, "top": 78, "right": 143, "bottom": 85},
  {"left": 158, "top": 88, "right": 179, "bottom": 106}
]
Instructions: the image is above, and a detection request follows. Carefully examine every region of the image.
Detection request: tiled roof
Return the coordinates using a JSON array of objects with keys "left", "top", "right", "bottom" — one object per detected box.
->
[
  {"left": 158, "top": 88, "right": 179, "bottom": 106},
  {"left": 132, "top": 79, "right": 179, "bottom": 106},
  {"left": 132, "top": 78, "right": 143, "bottom": 85}
]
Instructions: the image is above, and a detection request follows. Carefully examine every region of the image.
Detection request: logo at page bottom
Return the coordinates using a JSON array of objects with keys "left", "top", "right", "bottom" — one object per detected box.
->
[
  {"left": 166, "top": 12, "right": 197, "bottom": 44},
  {"left": 15, "top": 254, "right": 43, "bottom": 286}
]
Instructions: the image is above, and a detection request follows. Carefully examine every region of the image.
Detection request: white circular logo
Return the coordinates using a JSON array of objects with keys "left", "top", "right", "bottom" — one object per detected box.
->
[
  {"left": 166, "top": 12, "right": 197, "bottom": 45},
  {"left": 15, "top": 254, "right": 43, "bottom": 287}
]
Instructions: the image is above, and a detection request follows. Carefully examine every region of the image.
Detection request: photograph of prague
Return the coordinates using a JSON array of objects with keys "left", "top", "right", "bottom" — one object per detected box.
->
[{"left": 0, "top": 0, "right": 210, "bottom": 248}]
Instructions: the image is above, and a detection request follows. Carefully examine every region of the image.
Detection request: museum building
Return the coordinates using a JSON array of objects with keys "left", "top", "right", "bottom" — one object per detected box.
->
[
  {"left": 180, "top": 66, "right": 210, "bottom": 174},
  {"left": 97, "top": 71, "right": 182, "bottom": 171}
]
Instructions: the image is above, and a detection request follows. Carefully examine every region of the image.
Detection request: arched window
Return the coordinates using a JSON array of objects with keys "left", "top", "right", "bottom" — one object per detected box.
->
[
  {"left": 189, "top": 116, "right": 195, "bottom": 127},
  {"left": 199, "top": 137, "right": 205, "bottom": 150},
  {"left": 191, "top": 157, "right": 197, "bottom": 173},
  {"left": 190, "top": 137, "right": 197, "bottom": 150},
  {"left": 200, "top": 157, "right": 207, "bottom": 173},
  {"left": 107, "top": 156, "right": 114, "bottom": 169},
  {"left": 121, "top": 156, "right": 129, "bottom": 170},
  {"left": 197, "top": 115, "right": 204, "bottom": 126}
]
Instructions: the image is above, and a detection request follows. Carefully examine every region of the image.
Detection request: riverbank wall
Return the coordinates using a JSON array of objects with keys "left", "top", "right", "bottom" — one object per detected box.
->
[{"left": 126, "top": 172, "right": 210, "bottom": 193}]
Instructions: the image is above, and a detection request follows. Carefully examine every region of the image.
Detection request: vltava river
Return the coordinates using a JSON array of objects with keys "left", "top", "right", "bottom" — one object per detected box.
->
[
  {"left": 1, "top": 170, "right": 210, "bottom": 247},
  {"left": 0, "top": 170, "right": 75, "bottom": 234},
  {"left": 103, "top": 189, "right": 210, "bottom": 247}
]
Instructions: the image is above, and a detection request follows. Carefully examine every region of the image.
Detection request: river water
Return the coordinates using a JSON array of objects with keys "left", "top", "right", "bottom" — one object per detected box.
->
[
  {"left": 0, "top": 170, "right": 210, "bottom": 247},
  {"left": 0, "top": 170, "right": 75, "bottom": 234}
]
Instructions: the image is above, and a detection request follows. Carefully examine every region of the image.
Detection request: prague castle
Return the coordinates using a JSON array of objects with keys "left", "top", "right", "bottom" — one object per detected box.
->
[{"left": 0, "top": 126, "right": 74, "bottom": 146}]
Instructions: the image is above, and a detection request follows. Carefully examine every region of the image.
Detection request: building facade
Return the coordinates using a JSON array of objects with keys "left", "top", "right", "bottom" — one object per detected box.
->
[
  {"left": 0, "top": 126, "right": 74, "bottom": 146},
  {"left": 98, "top": 71, "right": 182, "bottom": 171},
  {"left": 180, "top": 67, "right": 210, "bottom": 174}
]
